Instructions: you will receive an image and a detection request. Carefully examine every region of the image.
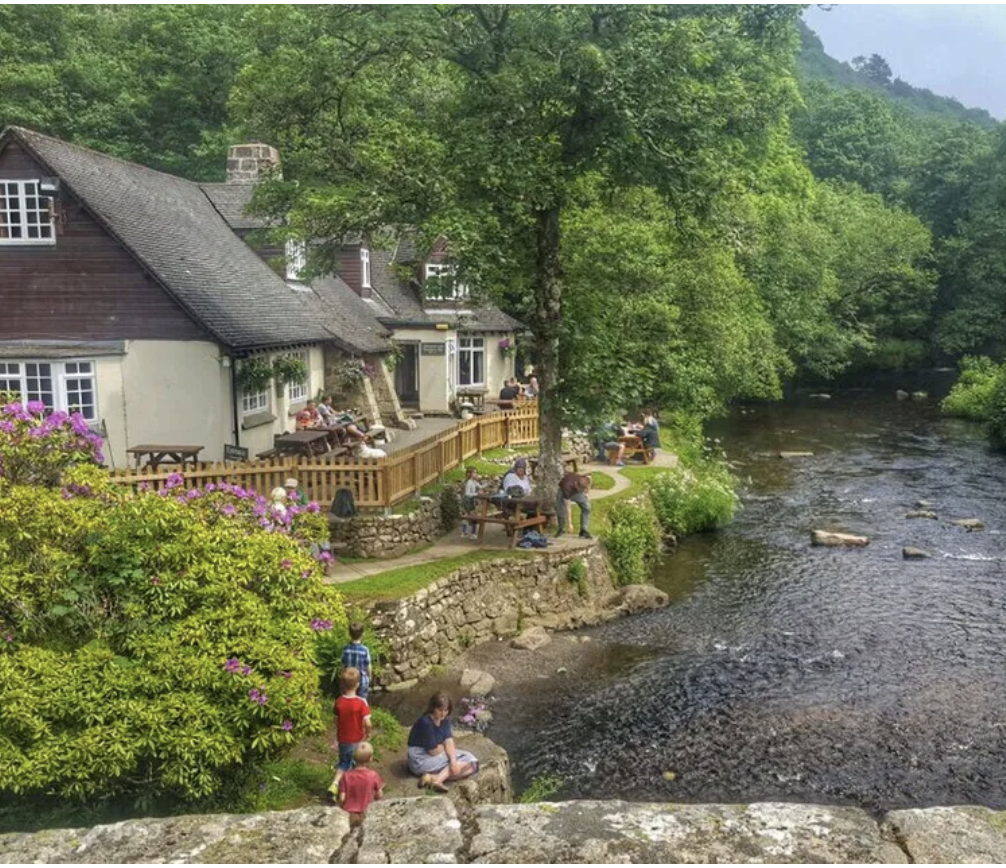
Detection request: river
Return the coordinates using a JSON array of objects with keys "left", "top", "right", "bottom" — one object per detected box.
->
[{"left": 481, "top": 378, "right": 1006, "bottom": 813}]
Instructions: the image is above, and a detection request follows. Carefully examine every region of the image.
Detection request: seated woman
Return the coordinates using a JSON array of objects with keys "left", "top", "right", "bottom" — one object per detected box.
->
[
  {"left": 408, "top": 693, "right": 479, "bottom": 793},
  {"left": 497, "top": 457, "right": 534, "bottom": 518}
]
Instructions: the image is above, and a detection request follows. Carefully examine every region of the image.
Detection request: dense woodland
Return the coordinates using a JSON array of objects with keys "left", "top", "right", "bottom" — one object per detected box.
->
[{"left": 3, "top": 4, "right": 1004, "bottom": 435}]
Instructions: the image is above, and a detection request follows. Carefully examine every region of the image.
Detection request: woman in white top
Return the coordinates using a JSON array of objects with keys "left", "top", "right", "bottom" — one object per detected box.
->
[{"left": 500, "top": 458, "right": 532, "bottom": 497}]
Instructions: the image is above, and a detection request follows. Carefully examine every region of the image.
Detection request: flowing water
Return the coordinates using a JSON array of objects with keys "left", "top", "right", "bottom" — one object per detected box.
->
[{"left": 484, "top": 379, "right": 1006, "bottom": 813}]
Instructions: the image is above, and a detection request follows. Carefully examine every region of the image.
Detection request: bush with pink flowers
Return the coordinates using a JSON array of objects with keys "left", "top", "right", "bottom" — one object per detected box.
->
[
  {"left": 0, "top": 396, "right": 104, "bottom": 485},
  {"left": 0, "top": 407, "right": 347, "bottom": 803}
]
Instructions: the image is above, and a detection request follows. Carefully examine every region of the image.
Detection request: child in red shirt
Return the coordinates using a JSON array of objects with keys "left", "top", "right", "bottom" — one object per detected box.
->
[
  {"left": 338, "top": 741, "right": 384, "bottom": 822},
  {"left": 328, "top": 667, "right": 372, "bottom": 798}
]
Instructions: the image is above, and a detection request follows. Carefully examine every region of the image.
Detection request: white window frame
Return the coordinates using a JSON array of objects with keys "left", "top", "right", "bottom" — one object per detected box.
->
[
  {"left": 361, "top": 247, "right": 372, "bottom": 288},
  {"left": 285, "top": 350, "right": 310, "bottom": 404},
  {"left": 241, "top": 386, "right": 270, "bottom": 416},
  {"left": 0, "top": 180, "right": 56, "bottom": 245},
  {"left": 458, "top": 334, "right": 485, "bottom": 387},
  {"left": 285, "top": 238, "right": 306, "bottom": 281},
  {"left": 0, "top": 359, "right": 97, "bottom": 421},
  {"left": 424, "top": 263, "right": 469, "bottom": 300}
]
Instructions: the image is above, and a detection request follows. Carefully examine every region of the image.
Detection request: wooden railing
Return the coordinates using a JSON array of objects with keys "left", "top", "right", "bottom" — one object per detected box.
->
[{"left": 107, "top": 405, "right": 539, "bottom": 509}]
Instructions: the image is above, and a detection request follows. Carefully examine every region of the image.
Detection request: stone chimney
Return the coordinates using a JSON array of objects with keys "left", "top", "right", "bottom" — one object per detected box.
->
[{"left": 226, "top": 143, "right": 281, "bottom": 184}]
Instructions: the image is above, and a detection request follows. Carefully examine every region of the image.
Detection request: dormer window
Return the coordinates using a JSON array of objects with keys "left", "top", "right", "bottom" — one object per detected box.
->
[
  {"left": 424, "top": 263, "right": 469, "bottom": 300},
  {"left": 0, "top": 180, "right": 55, "bottom": 245},
  {"left": 285, "top": 238, "right": 306, "bottom": 281},
  {"left": 361, "top": 248, "right": 372, "bottom": 288}
]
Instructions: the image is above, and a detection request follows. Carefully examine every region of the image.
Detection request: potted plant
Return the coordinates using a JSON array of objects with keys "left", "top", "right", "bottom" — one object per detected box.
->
[
  {"left": 498, "top": 337, "right": 514, "bottom": 358},
  {"left": 272, "top": 354, "right": 308, "bottom": 387}
]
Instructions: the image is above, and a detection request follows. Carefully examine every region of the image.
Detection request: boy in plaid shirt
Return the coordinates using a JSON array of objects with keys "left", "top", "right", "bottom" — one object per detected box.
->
[{"left": 341, "top": 623, "right": 372, "bottom": 699}]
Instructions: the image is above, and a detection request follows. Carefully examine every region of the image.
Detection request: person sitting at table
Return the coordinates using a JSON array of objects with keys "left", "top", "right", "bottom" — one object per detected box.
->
[
  {"left": 523, "top": 375, "right": 539, "bottom": 399},
  {"left": 499, "top": 378, "right": 521, "bottom": 401},
  {"left": 635, "top": 413, "right": 660, "bottom": 451},
  {"left": 318, "top": 395, "right": 337, "bottom": 422},
  {"left": 296, "top": 400, "right": 323, "bottom": 430},
  {"left": 496, "top": 457, "right": 533, "bottom": 518}
]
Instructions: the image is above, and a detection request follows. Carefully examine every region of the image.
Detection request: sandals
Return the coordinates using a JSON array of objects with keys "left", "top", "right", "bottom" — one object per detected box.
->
[{"left": 417, "top": 773, "right": 449, "bottom": 793}]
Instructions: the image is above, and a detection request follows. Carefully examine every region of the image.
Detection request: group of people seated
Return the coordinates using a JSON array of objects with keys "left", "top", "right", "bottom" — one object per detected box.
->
[
  {"left": 295, "top": 396, "right": 385, "bottom": 457},
  {"left": 499, "top": 374, "right": 539, "bottom": 402},
  {"left": 594, "top": 413, "right": 660, "bottom": 466}
]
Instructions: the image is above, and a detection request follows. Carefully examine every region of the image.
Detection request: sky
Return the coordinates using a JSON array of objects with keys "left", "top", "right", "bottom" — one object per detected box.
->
[{"left": 803, "top": 4, "right": 1006, "bottom": 119}]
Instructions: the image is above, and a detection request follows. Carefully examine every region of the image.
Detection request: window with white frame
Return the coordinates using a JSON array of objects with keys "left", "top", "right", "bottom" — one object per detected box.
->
[
  {"left": 0, "top": 181, "right": 55, "bottom": 244},
  {"left": 241, "top": 386, "right": 270, "bottom": 416},
  {"left": 0, "top": 360, "right": 97, "bottom": 420},
  {"left": 285, "top": 351, "right": 310, "bottom": 403},
  {"left": 285, "top": 238, "right": 306, "bottom": 281},
  {"left": 424, "top": 263, "right": 469, "bottom": 300},
  {"left": 458, "top": 335, "right": 485, "bottom": 387},
  {"left": 361, "top": 248, "right": 371, "bottom": 288}
]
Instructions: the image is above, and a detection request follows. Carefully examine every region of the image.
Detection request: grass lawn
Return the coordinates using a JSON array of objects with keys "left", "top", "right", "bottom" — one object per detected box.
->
[
  {"left": 589, "top": 466, "right": 667, "bottom": 530},
  {"left": 589, "top": 470, "right": 616, "bottom": 490},
  {"left": 337, "top": 550, "right": 536, "bottom": 602}
]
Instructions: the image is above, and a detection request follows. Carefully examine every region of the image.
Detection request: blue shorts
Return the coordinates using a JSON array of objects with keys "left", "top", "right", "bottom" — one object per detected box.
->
[{"left": 337, "top": 742, "right": 358, "bottom": 772}]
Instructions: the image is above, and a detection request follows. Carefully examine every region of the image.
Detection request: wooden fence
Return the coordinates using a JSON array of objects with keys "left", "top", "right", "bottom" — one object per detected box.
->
[{"left": 107, "top": 405, "right": 539, "bottom": 509}]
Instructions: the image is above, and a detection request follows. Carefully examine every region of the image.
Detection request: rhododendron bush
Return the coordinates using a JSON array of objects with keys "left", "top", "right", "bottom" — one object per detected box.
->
[{"left": 0, "top": 401, "right": 345, "bottom": 801}]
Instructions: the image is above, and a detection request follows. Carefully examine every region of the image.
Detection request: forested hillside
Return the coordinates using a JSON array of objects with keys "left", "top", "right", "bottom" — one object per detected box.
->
[{"left": 1, "top": 5, "right": 1003, "bottom": 431}]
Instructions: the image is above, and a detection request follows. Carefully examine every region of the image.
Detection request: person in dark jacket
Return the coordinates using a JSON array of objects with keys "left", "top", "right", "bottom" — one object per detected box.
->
[{"left": 555, "top": 471, "right": 593, "bottom": 539}]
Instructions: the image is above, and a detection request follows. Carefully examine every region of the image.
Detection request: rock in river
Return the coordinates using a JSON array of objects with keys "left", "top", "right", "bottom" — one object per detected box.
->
[
  {"left": 778, "top": 451, "right": 814, "bottom": 459},
  {"left": 951, "top": 518, "right": 985, "bottom": 531},
  {"left": 460, "top": 668, "right": 496, "bottom": 696},
  {"left": 812, "top": 530, "right": 869, "bottom": 547},
  {"left": 903, "top": 546, "right": 932, "bottom": 560},
  {"left": 905, "top": 510, "right": 938, "bottom": 520}
]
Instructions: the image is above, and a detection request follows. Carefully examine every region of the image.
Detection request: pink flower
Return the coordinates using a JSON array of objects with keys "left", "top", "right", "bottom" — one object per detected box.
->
[{"left": 281, "top": 720, "right": 294, "bottom": 731}]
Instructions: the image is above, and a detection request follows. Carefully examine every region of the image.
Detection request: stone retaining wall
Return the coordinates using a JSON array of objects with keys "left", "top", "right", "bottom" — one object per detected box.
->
[
  {"left": 329, "top": 496, "right": 442, "bottom": 559},
  {"left": 368, "top": 544, "right": 628, "bottom": 691},
  {"left": 8, "top": 799, "right": 1006, "bottom": 863}
]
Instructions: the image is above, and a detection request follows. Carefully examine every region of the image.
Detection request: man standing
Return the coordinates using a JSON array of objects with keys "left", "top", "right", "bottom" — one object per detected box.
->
[{"left": 555, "top": 471, "right": 593, "bottom": 540}]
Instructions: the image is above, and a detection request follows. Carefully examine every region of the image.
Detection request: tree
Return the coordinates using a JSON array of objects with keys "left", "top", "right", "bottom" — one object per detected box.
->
[
  {"left": 851, "top": 53, "right": 892, "bottom": 86},
  {"left": 233, "top": 5, "right": 804, "bottom": 492}
]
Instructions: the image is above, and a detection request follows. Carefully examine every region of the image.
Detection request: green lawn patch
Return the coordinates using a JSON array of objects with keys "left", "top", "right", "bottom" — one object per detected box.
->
[
  {"left": 337, "top": 550, "right": 536, "bottom": 602},
  {"left": 588, "top": 470, "right": 616, "bottom": 490},
  {"left": 590, "top": 466, "right": 666, "bottom": 530}
]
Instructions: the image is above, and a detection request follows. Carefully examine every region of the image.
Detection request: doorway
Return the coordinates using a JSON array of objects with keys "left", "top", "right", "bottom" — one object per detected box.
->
[{"left": 394, "top": 342, "right": 420, "bottom": 407}]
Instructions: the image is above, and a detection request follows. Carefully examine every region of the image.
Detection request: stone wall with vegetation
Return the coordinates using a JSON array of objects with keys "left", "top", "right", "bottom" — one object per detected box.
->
[
  {"left": 7, "top": 799, "right": 1006, "bottom": 863},
  {"left": 367, "top": 544, "right": 659, "bottom": 691},
  {"left": 329, "top": 496, "right": 442, "bottom": 559}
]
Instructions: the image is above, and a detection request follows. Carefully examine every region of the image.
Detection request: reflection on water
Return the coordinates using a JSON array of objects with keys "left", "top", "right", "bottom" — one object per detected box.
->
[{"left": 486, "top": 381, "right": 1006, "bottom": 812}]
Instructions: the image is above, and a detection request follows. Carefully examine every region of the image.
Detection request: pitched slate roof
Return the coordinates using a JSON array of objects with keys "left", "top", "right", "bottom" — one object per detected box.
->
[
  {"left": 199, "top": 183, "right": 268, "bottom": 231},
  {"left": 4, "top": 127, "right": 389, "bottom": 354},
  {"left": 294, "top": 275, "right": 391, "bottom": 354}
]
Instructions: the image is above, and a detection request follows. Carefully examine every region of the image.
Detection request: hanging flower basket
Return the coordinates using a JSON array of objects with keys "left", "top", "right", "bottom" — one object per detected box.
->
[
  {"left": 272, "top": 355, "right": 308, "bottom": 386},
  {"left": 498, "top": 337, "right": 514, "bottom": 358},
  {"left": 235, "top": 357, "right": 274, "bottom": 393}
]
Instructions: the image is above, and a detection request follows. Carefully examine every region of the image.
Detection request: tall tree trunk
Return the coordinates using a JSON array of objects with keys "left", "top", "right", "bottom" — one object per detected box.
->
[{"left": 534, "top": 206, "right": 564, "bottom": 503}]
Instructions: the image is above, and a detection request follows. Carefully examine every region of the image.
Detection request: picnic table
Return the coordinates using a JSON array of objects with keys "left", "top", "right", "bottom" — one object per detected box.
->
[
  {"left": 126, "top": 444, "right": 204, "bottom": 471},
  {"left": 456, "top": 388, "right": 488, "bottom": 412},
  {"left": 528, "top": 453, "right": 580, "bottom": 477},
  {"left": 273, "top": 430, "right": 331, "bottom": 458},
  {"left": 607, "top": 434, "right": 655, "bottom": 465},
  {"left": 464, "top": 493, "right": 548, "bottom": 548}
]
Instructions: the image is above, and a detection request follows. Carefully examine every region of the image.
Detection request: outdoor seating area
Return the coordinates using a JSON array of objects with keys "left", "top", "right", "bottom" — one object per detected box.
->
[
  {"left": 462, "top": 494, "right": 548, "bottom": 548},
  {"left": 608, "top": 435, "right": 655, "bottom": 465},
  {"left": 125, "top": 444, "right": 204, "bottom": 471}
]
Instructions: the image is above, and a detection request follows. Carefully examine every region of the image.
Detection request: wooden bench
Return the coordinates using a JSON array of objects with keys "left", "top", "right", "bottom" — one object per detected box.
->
[
  {"left": 607, "top": 434, "right": 655, "bottom": 465},
  {"left": 461, "top": 512, "right": 548, "bottom": 548}
]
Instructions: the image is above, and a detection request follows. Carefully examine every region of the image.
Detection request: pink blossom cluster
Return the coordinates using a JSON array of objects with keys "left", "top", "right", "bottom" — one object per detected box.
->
[{"left": 0, "top": 400, "right": 105, "bottom": 481}]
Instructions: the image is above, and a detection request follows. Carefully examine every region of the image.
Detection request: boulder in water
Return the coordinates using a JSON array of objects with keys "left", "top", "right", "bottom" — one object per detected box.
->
[
  {"left": 896, "top": 390, "right": 910, "bottom": 401},
  {"left": 617, "top": 584, "right": 670, "bottom": 614},
  {"left": 903, "top": 546, "right": 932, "bottom": 560},
  {"left": 951, "top": 518, "right": 985, "bottom": 531},
  {"left": 916, "top": 499, "right": 934, "bottom": 509},
  {"left": 778, "top": 451, "right": 814, "bottom": 459},
  {"left": 809, "top": 393, "right": 831, "bottom": 400},
  {"left": 911, "top": 391, "right": 929, "bottom": 401},
  {"left": 905, "top": 510, "right": 938, "bottom": 520},
  {"left": 812, "top": 530, "right": 869, "bottom": 547}
]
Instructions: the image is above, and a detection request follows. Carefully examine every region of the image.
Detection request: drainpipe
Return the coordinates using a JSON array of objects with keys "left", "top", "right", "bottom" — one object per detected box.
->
[{"left": 229, "top": 358, "right": 240, "bottom": 447}]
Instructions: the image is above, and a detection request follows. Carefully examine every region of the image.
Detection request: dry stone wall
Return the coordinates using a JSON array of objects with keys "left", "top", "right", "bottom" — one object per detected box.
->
[
  {"left": 329, "top": 497, "right": 442, "bottom": 559},
  {"left": 368, "top": 544, "right": 636, "bottom": 691},
  {"left": 10, "top": 800, "right": 1006, "bottom": 863}
]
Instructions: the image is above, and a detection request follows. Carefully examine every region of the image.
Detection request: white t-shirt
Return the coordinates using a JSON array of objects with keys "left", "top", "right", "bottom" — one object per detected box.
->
[
  {"left": 500, "top": 472, "right": 532, "bottom": 497},
  {"left": 464, "top": 479, "right": 481, "bottom": 498}
]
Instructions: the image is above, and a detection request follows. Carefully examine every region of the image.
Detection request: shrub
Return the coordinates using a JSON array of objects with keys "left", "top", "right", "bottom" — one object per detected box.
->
[
  {"left": 601, "top": 499, "right": 661, "bottom": 586},
  {"left": 985, "top": 372, "right": 1006, "bottom": 451},
  {"left": 646, "top": 463, "right": 738, "bottom": 536},
  {"left": 0, "top": 415, "right": 345, "bottom": 804},
  {"left": 941, "top": 356, "right": 1005, "bottom": 421},
  {"left": 518, "top": 774, "right": 563, "bottom": 803},
  {"left": 0, "top": 399, "right": 103, "bottom": 485},
  {"left": 439, "top": 485, "right": 462, "bottom": 533},
  {"left": 369, "top": 707, "right": 405, "bottom": 756},
  {"left": 566, "top": 558, "right": 588, "bottom": 597},
  {"left": 312, "top": 609, "right": 389, "bottom": 690}
]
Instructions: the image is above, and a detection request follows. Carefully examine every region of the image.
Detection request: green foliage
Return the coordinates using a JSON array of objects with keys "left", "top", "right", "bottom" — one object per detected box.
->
[
  {"left": 646, "top": 465, "right": 739, "bottom": 537},
  {"left": 566, "top": 559, "right": 588, "bottom": 597},
  {"left": 941, "top": 357, "right": 1005, "bottom": 421},
  {"left": 985, "top": 374, "right": 1006, "bottom": 452},
  {"left": 369, "top": 707, "right": 405, "bottom": 756},
  {"left": 518, "top": 774, "right": 564, "bottom": 804},
  {"left": 0, "top": 416, "right": 344, "bottom": 804},
  {"left": 588, "top": 471, "right": 615, "bottom": 492},
  {"left": 600, "top": 500, "right": 661, "bottom": 587},
  {"left": 235, "top": 357, "right": 274, "bottom": 394},
  {"left": 0, "top": 399, "right": 104, "bottom": 485},
  {"left": 271, "top": 355, "right": 308, "bottom": 388},
  {"left": 312, "top": 612, "right": 387, "bottom": 688},
  {"left": 239, "top": 758, "right": 332, "bottom": 813},
  {"left": 439, "top": 486, "right": 462, "bottom": 534}
]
